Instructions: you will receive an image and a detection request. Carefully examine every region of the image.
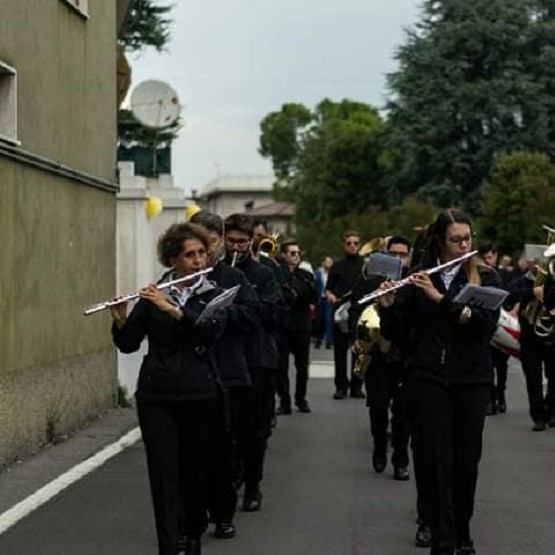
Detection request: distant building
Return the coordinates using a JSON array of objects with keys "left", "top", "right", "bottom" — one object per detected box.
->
[
  {"left": 246, "top": 201, "right": 296, "bottom": 237},
  {"left": 199, "top": 175, "right": 275, "bottom": 217}
]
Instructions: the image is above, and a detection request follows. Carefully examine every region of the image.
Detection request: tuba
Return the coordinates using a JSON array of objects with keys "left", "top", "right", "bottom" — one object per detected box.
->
[
  {"left": 353, "top": 236, "right": 390, "bottom": 378},
  {"left": 523, "top": 225, "right": 555, "bottom": 341}
]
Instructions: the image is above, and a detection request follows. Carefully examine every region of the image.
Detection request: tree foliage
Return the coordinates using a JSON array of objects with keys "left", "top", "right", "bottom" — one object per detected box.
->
[
  {"left": 118, "top": 109, "right": 181, "bottom": 147},
  {"left": 387, "top": 0, "right": 555, "bottom": 212},
  {"left": 259, "top": 99, "right": 387, "bottom": 225},
  {"left": 119, "top": 0, "right": 173, "bottom": 54},
  {"left": 480, "top": 151, "right": 555, "bottom": 255}
]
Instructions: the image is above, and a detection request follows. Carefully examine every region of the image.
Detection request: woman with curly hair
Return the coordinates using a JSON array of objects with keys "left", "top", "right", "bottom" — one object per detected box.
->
[{"left": 111, "top": 222, "right": 227, "bottom": 555}]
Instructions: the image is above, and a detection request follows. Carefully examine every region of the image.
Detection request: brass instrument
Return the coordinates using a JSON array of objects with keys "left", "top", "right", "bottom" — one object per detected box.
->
[
  {"left": 524, "top": 225, "right": 555, "bottom": 339},
  {"left": 258, "top": 234, "right": 280, "bottom": 258},
  {"left": 353, "top": 236, "right": 389, "bottom": 378},
  {"left": 353, "top": 303, "right": 391, "bottom": 378}
]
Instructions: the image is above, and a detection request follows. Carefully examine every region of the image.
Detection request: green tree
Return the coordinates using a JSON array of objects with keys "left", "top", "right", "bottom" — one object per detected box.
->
[
  {"left": 480, "top": 151, "right": 555, "bottom": 254},
  {"left": 119, "top": 0, "right": 173, "bottom": 54},
  {"left": 259, "top": 103, "right": 312, "bottom": 185},
  {"left": 387, "top": 0, "right": 555, "bottom": 212}
]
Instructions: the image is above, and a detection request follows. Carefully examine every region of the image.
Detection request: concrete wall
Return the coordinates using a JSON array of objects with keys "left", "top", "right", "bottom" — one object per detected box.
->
[{"left": 0, "top": 1, "right": 117, "bottom": 465}]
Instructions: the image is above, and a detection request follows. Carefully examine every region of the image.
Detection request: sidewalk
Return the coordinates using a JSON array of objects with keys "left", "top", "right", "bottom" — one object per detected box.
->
[{"left": 0, "top": 407, "right": 138, "bottom": 518}]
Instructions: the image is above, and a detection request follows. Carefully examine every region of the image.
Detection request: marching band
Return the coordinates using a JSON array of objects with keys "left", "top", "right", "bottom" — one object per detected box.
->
[{"left": 108, "top": 209, "right": 555, "bottom": 555}]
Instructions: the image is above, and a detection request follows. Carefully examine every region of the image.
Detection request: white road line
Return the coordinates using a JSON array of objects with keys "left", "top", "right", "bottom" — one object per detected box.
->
[{"left": 0, "top": 427, "right": 142, "bottom": 536}]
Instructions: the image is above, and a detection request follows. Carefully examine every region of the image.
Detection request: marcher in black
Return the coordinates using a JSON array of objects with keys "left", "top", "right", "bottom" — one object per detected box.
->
[
  {"left": 325, "top": 230, "right": 365, "bottom": 399},
  {"left": 224, "top": 213, "right": 282, "bottom": 512},
  {"left": 276, "top": 239, "right": 317, "bottom": 414},
  {"left": 111, "top": 223, "right": 227, "bottom": 555},
  {"left": 506, "top": 265, "right": 555, "bottom": 431},
  {"left": 188, "top": 211, "right": 261, "bottom": 540},
  {"left": 379, "top": 209, "right": 499, "bottom": 555},
  {"left": 478, "top": 242, "right": 510, "bottom": 414}
]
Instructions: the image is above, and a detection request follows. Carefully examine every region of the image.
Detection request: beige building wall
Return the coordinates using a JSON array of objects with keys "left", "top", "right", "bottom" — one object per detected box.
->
[{"left": 0, "top": 1, "right": 118, "bottom": 465}]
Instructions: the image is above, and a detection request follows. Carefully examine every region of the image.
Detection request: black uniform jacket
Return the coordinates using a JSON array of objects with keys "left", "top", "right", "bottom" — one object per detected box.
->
[
  {"left": 326, "top": 254, "right": 364, "bottom": 302},
  {"left": 211, "top": 260, "right": 261, "bottom": 387},
  {"left": 228, "top": 254, "right": 281, "bottom": 370},
  {"left": 260, "top": 255, "right": 296, "bottom": 330},
  {"left": 112, "top": 279, "right": 227, "bottom": 402},
  {"left": 289, "top": 266, "right": 318, "bottom": 333},
  {"left": 380, "top": 263, "right": 499, "bottom": 385}
]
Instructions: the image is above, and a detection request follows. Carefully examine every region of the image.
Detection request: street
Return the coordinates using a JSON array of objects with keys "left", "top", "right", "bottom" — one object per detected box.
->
[{"left": 0, "top": 348, "right": 554, "bottom": 555}]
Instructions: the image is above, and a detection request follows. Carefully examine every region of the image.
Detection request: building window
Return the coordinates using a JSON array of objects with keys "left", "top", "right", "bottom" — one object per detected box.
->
[
  {"left": 62, "top": 0, "right": 89, "bottom": 18},
  {"left": 0, "top": 60, "right": 17, "bottom": 145}
]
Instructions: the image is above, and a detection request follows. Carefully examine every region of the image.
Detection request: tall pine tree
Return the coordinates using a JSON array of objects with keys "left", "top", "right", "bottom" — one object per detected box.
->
[{"left": 387, "top": 0, "right": 555, "bottom": 211}]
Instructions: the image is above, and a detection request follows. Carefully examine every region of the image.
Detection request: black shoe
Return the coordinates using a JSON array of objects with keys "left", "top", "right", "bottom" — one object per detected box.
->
[
  {"left": 333, "top": 390, "right": 348, "bottom": 400},
  {"left": 548, "top": 416, "right": 555, "bottom": 428},
  {"left": 455, "top": 539, "right": 476, "bottom": 554},
  {"left": 497, "top": 395, "right": 507, "bottom": 414},
  {"left": 485, "top": 401, "right": 497, "bottom": 416},
  {"left": 184, "top": 538, "right": 201, "bottom": 555},
  {"left": 325, "top": 342, "right": 332, "bottom": 349},
  {"left": 214, "top": 522, "right": 236, "bottom": 539},
  {"left": 242, "top": 484, "right": 262, "bottom": 512},
  {"left": 372, "top": 450, "right": 387, "bottom": 474},
  {"left": 270, "top": 414, "right": 277, "bottom": 428},
  {"left": 393, "top": 466, "right": 410, "bottom": 481},
  {"left": 415, "top": 523, "right": 432, "bottom": 548},
  {"left": 315, "top": 339, "right": 322, "bottom": 349},
  {"left": 350, "top": 389, "right": 366, "bottom": 399},
  {"left": 276, "top": 404, "right": 292, "bottom": 415},
  {"left": 532, "top": 420, "right": 546, "bottom": 431},
  {"left": 295, "top": 399, "right": 311, "bottom": 413}
]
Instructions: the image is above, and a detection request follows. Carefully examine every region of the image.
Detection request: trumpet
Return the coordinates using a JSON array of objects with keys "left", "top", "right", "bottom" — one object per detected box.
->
[
  {"left": 83, "top": 268, "right": 213, "bottom": 316},
  {"left": 357, "top": 250, "right": 478, "bottom": 306}
]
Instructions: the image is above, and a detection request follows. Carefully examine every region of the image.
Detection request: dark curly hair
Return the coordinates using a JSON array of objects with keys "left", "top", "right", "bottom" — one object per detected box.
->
[
  {"left": 224, "top": 213, "right": 254, "bottom": 237},
  {"left": 157, "top": 222, "right": 210, "bottom": 267}
]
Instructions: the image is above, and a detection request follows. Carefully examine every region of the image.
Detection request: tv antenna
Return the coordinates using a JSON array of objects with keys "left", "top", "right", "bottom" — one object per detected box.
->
[{"left": 130, "top": 80, "right": 181, "bottom": 175}]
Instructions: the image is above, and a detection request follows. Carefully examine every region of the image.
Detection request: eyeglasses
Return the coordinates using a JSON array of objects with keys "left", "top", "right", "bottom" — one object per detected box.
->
[
  {"left": 225, "top": 237, "right": 250, "bottom": 246},
  {"left": 345, "top": 241, "right": 359, "bottom": 246},
  {"left": 287, "top": 251, "right": 301, "bottom": 257},
  {"left": 446, "top": 234, "right": 474, "bottom": 245}
]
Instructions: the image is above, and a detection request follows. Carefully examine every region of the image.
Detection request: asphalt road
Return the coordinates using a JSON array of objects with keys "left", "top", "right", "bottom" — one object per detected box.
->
[{"left": 0, "top": 348, "right": 554, "bottom": 555}]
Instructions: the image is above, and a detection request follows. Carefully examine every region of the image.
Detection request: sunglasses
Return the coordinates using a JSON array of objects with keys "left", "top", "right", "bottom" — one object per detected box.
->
[
  {"left": 225, "top": 237, "right": 250, "bottom": 246},
  {"left": 345, "top": 241, "right": 360, "bottom": 246}
]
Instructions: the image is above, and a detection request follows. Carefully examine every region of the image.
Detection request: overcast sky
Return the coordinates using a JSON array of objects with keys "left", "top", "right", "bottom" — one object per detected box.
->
[{"left": 129, "top": 0, "right": 422, "bottom": 195}]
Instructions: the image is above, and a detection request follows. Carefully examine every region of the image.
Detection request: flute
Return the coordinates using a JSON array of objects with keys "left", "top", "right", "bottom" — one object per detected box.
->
[
  {"left": 357, "top": 250, "right": 478, "bottom": 305},
  {"left": 83, "top": 268, "right": 214, "bottom": 316},
  {"left": 230, "top": 251, "right": 238, "bottom": 268}
]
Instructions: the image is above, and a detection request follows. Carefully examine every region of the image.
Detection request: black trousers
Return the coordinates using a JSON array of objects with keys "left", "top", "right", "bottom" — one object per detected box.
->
[
  {"left": 206, "top": 389, "right": 242, "bottom": 525},
  {"left": 333, "top": 324, "right": 363, "bottom": 393},
  {"left": 137, "top": 398, "right": 214, "bottom": 555},
  {"left": 408, "top": 380, "right": 489, "bottom": 554},
  {"left": 490, "top": 347, "right": 509, "bottom": 402},
  {"left": 241, "top": 367, "right": 277, "bottom": 487},
  {"left": 277, "top": 329, "right": 311, "bottom": 405},
  {"left": 520, "top": 334, "right": 555, "bottom": 423},
  {"left": 364, "top": 360, "right": 409, "bottom": 468}
]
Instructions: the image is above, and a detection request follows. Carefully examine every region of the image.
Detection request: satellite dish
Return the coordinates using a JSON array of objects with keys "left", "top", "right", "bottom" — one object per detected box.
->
[{"left": 130, "top": 80, "right": 181, "bottom": 129}]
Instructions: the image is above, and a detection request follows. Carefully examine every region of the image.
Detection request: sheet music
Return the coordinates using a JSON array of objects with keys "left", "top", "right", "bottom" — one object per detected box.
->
[
  {"left": 452, "top": 284, "right": 508, "bottom": 310},
  {"left": 196, "top": 285, "right": 241, "bottom": 324},
  {"left": 364, "top": 253, "right": 403, "bottom": 280}
]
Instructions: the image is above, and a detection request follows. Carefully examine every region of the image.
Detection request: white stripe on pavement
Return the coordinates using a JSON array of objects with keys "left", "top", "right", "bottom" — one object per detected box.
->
[{"left": 0, "top": 427, "right": 142, "bottom": 536}]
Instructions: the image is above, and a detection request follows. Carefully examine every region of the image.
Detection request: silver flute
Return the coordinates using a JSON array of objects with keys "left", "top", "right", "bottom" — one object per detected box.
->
[
  {"left": 83, "top": 268, "right": 214, "bottom": 316},
  {"left": 357, "top": 250, "right": 478, "bottom": 305}
]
